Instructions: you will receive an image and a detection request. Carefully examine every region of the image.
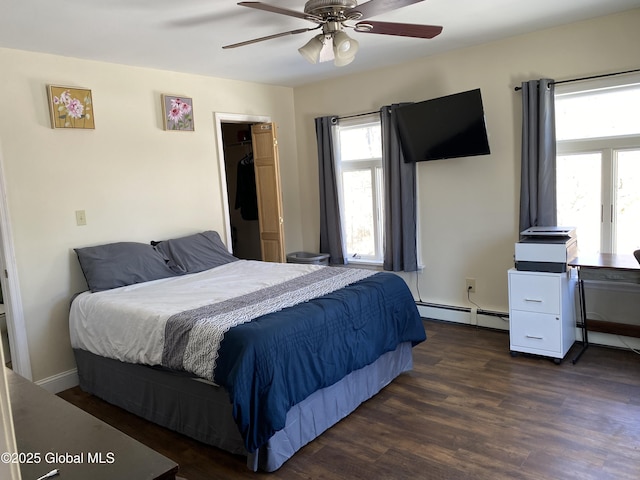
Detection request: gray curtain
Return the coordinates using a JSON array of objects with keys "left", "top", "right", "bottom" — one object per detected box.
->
[
  {"left": 519, "top": 78, "right": 557, "bottom": 232},
  {"left": 315, "top": 115, "right": 346, "bottom": 265},
  {"left": 380, "top": 104, "right": 418, "bottom": 272}
]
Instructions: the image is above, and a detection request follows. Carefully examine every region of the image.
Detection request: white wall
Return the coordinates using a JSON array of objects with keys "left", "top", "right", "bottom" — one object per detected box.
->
[
  {"left": 0, "top": 48, "right": 301, "bottom": 382},
  {"left": 293, "top": 9, "right": 640, "bottom": 320}
]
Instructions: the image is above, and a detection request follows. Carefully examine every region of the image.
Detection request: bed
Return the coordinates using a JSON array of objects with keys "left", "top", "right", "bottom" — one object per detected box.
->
[{"left": 69, "top": 231, "right": 426, "bottom": 471}]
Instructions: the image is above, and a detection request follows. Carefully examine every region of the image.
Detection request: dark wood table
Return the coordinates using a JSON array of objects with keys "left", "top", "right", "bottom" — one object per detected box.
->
[
  {"left": 7, "top": 369, "right": 179, "bottom": 480},
  {"left": 568, "top": 254, "right": 640, "bottom": 363}
]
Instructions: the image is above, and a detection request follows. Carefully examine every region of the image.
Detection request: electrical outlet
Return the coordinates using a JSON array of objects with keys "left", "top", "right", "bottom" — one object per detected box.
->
[{"left": 466, "top": 278, "right": 476, "bottom": 293}]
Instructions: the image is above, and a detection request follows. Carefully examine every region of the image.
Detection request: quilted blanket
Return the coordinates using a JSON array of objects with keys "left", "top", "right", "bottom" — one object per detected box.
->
[
  {"left": 213, "top": 272, "right": 425, "bottom": 452},
  {"left": 161, "top": 266, "right": 375, "bottom": 381}
]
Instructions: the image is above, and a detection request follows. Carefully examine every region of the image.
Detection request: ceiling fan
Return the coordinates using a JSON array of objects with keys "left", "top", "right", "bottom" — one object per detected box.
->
[{"left": 222, "top": 0, "right": 443, "bottom": 66}]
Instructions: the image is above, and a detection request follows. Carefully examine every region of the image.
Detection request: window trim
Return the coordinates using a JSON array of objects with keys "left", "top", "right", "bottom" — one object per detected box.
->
[
  {"left": 554, "top": 73, "right": 640, "bottom": 95},
  {"left": 333, "top": 114, "right": 384, "bottom": 265},
  {"left": 555, "top": 76, "right": 640, "bottom": 254}
]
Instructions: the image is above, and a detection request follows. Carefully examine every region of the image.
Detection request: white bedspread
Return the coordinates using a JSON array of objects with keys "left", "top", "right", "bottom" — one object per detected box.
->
[{"left": 70, "top": 260, "right": 327, "bottom": 366}]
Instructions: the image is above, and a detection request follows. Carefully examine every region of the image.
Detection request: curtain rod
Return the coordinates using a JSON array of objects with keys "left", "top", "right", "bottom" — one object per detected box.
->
[
  {"left": 337, "top": 110, "right": 380, "bottom": 120},
  {"left": 513, "top": 67, "right": 640, "bottom": 91}
]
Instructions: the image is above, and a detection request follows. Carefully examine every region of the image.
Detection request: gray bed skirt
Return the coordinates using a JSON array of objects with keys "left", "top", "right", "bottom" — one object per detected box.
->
[{"left": 73, "top": 342, "right": 413, "bottom": 472}]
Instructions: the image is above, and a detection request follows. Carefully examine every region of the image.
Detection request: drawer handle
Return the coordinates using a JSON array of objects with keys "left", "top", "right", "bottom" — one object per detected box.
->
[
  {"left": 524, "top": 298, "right": 543, "bottom": 303},
  {"left": 526, "top": 334, "right": 544, "bottom": 340}
]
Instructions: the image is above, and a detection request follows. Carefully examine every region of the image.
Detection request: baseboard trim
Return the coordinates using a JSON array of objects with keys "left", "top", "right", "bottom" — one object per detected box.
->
[
  {"left": 417, "top": 303, "right": 510, "bottom": 331},
  {"left": 36, "top": 368, "right": 79, "bottom": 394},
  {"left": 417, "top": 302, "right": 640, "bottom": 352}
]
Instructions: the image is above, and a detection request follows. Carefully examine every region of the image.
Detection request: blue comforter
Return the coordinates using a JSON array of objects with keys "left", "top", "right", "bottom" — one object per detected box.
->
[{"left": 214, "top": 272, "right": 426, "bottom": 452}]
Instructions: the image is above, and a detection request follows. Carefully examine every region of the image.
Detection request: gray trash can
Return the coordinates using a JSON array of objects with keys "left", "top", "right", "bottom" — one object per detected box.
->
[{"left": 286, "top": 251, "right": 330, "bottom": 265}]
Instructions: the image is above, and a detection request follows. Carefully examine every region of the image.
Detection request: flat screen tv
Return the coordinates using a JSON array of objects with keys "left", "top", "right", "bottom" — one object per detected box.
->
[{"left": 396, "top": 88, "right": 491, "bottom": 163}]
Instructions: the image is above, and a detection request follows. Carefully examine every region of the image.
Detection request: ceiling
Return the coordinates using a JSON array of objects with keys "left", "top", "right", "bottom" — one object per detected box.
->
[{"left": 1, "top": 0, "right": 639, "bottom": 87}]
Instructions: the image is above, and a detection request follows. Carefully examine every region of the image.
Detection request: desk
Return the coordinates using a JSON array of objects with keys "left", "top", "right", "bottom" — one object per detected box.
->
[
  {"left": 568, "top": 254, "right": 640, "bottom": 364},
  {"left": 7, "top": 369, "right": 179, "bottom": 480}
]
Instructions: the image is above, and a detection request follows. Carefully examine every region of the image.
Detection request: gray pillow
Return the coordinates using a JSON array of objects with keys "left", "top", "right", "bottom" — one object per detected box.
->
[
  {"left": 75, "top": 242, "right": 178, "bottom": 292},
  {"left": 152, "top": 231, "right": 238, "bottom": 274}
]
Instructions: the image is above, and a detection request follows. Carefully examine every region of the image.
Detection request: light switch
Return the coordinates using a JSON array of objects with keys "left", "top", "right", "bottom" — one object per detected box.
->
[{"left": 75, "top": 210, "right": 87, "bottom": 226}]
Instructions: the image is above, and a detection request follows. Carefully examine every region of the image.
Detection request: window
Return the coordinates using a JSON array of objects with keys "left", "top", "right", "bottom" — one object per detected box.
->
[
  {"left": 334, "top": 115, "right": 384, "bottom": 263},
  {"left": 555, "top": 77, "right": 640, "bottom": 255}
]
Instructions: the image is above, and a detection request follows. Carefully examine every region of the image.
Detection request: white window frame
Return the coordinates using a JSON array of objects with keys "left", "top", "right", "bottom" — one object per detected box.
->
[
  {"left": 555, "top": 74, "right": 640, "bottom": 254},
  {"left": 333, "top": 114, "right": 384, "bottom": 264}
]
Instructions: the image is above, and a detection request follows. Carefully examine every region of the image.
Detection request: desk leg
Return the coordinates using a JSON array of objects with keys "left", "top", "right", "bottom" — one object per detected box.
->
[{"left": 572, "top": 276, "right": 589, "bottom": 364}]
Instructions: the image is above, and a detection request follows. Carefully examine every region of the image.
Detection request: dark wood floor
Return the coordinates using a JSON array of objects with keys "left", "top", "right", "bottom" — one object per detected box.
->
[{"left": 58, "top": 319, "right": 640, "bottom": 479}]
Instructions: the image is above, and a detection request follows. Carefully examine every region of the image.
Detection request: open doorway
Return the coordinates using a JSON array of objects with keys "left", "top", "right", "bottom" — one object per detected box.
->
[
  {"left": 0, "top": 283, "right": 10, "bottom": 368},
  {"left": 221, "top": 122, "right": 262, "bottom": 260},
  {"left": 215, "top": 113, "right": 286, "bottom": 263},
  {"left": 0, "top": 141, "right": 32, "bottom": 380},
  {"left": 214, "top": 112, "right": 270, "bottom": 260}
]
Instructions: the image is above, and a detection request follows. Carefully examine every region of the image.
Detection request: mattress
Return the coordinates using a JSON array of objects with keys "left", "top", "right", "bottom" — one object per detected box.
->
[{"left": 70, "top": 259, "right": 363, "bottom": 367}]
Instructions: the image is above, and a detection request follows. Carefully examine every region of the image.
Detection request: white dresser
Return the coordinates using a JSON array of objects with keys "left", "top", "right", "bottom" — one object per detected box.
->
[{"left": 508, "top": 268, "right": 577, "bottom": 363}]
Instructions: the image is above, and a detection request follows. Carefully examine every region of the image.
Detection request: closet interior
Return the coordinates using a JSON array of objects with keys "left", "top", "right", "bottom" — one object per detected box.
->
[{"left": 221, "top": 122, "right": 262, "bottom": 261}]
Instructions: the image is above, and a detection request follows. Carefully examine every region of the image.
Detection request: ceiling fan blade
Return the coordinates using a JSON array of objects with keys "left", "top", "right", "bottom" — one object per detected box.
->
[
  {"left": 222, "top": 27, "right": 317, "bottom": 49},
  {"left": 347, "top": 0, "right": 425, "bottom": 20},
  {"left": 355, "top": 21, "right": 442, "bottom": 39},
  {"left": 237, "top": 2, "right": 323, "bottom": 22}
]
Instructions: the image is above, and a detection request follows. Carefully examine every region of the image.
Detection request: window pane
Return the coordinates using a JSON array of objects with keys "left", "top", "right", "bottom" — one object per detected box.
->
[
  {"left": 342, "top": 169, "right": 375, "bottom": 257},
  {"left": 615, "top": 149, "right": 640, "bottom": 253},
  {"left": 557, "top": 153, "right": 602, "bottom": 254},
  {"left": 556, "top": 85, "right": 640, "bottom": 141},
  {"left": 339, "top": 123, "right": 382, "bottom": 161}
]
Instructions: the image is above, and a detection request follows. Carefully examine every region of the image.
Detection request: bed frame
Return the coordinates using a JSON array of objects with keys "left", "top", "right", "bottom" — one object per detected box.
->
[{"left": 74, "top": 341, "right": 413, "bottom": 472}]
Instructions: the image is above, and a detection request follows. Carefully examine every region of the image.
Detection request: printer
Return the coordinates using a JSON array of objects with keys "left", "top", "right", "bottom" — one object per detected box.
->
[{"left": 515, "top": 226, "right": 577, "bottom": 273}]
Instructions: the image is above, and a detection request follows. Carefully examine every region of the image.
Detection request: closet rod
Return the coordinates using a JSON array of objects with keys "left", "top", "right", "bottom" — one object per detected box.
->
[{"left": 513, "top": 67, "right": 640, "bottom": 91}]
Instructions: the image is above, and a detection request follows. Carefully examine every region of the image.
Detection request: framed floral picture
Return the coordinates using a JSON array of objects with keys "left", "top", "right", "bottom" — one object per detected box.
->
[
  {"left": 161, "top": 94, "right": 194, "bottom": 131},
  {"left": 47, "top": 85, "right": 95, "bottom": 129}
]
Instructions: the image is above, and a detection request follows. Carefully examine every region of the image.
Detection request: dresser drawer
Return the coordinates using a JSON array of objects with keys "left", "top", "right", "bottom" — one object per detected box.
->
[
  {"left": 510, "top": 310, "right": 561, "bottom": 353},
  {"left": 509, "top": 271, "right": 561, "bottom": 315}
]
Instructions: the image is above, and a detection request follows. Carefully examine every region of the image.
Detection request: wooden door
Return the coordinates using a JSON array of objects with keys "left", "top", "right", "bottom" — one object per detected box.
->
[{"left": 251, "top": 123, "right": 285, "bottom": 262}]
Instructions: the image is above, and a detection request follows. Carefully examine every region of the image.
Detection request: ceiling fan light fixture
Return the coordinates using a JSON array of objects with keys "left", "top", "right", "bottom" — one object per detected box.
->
[
  {"left": 333, "top": 51, "right": 356, "bottom": 66},
  {"left": 298, "top": 34, "right": 325, "bottom": 64},
  {"left": 332, "top": 30, "right": 359, "bottom": 66},
  {"left": 318, "top": 39, "right": 336, "bottom": 63},
  {"left": 231, "top": 1, "right": 444, "bottom": 68}
]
